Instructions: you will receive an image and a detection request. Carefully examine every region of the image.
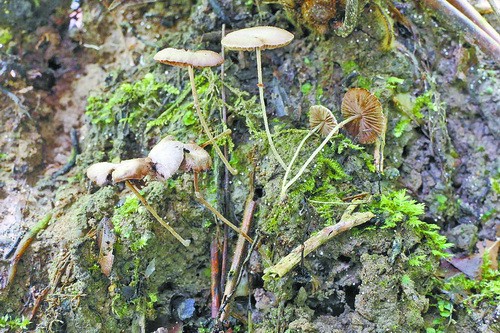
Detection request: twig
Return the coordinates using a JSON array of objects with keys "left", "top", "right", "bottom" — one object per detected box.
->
[
  {"left": 124, "top": 181, "right": 190, "bottom": 247},
  {"left": 210, "top": 238, "right": 221, "bottom": 319},
  {"left": 263, "top": 206, "right": 374, "bottom": 279},
  {"left": 219, "top": 191, "right": 257, "bottom": 321},
  {"left": 2, "top": 213, "right": 52, "bottom": 290},
  {"left": 446, "top": 0, "right": 500, "bottom": 44},
  {"left": 421, "top": 0, "right": 500, "bottom": 62}
]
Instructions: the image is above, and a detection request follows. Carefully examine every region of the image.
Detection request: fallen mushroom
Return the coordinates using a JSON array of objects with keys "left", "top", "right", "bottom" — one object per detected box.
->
[
  {"left": 87, "top": 155, "right": 191, "bottom": 247},
  {"left": 221, "top": 26, "right": 294, "bottom": 170},
  {"left": 280, "top": 105, "right": 338, "bottom": 199},
  {"left": 153, "top": 48, "right": 238, "bottom": 175},
  {"left": 147, "top": 136, "right": 186, "bottom": 180},
  {"left": 280, "top": 88, "right": 385, "bottom": 199}
]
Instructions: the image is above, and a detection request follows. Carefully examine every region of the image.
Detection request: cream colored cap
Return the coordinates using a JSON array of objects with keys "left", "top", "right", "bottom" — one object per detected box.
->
[
  {"left": 221, "top": 26, "right": 294, "bottom": 51},
  {"left": 111, "top": 157, "right": 153, "bottom": 183},
  {"left": 180, "top": 143, "right": 212, "bottom": 173},
  {"left": 87, "top": 162, "right": 119, "bottom": 186},
  {"left": 154, "top": 48, "right": 224, "bottom": 68},
  {"left": 148, "top": 136, "right": 185, "bottom": 180}
]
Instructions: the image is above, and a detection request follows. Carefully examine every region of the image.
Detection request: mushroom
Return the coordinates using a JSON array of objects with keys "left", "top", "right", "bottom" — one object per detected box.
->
[
  {"left": 280, "top": 89, "right": 385, "bottom": 199},
  {"left": 147, "top": 136, "right": 252, "bottom": 243},
  {"left": 221, "top": 26, "right": 294, "bottom": 170},
  {"left": 87, "top": 154, "right": 190, "bottom": 247},
  {"left": 341, "top": 88, "right": 385, "bottom": 144},
  {"left": 111, "top": 157, "right": 153, "bottom": 183},
  {"left": 86, "top": 162, "right": 119, "bottom": 186},
  {"left": 154, "top": 48, "right": 238, "bottom": 175},
  {"left": 147, "top": 136, "right": 185, "bottom": 180},
  {"left": 280, "top": 105, "right": 338, "bottom": 199}
]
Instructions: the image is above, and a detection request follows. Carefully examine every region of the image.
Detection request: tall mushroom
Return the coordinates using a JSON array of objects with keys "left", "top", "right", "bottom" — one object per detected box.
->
[
  {"left": 221, "top": 26, "right": 294, "bottom": 170},
  {"left": 280, "top": 88, "right": 385, "bottom": 199},
  {"left": 153, "top": 48, "right": 238, "bottom": 175}
]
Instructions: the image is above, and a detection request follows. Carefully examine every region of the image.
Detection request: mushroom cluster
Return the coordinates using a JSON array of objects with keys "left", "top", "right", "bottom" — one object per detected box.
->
[
  {"left": 279, "top": 88, "right": 385, "bottom": 199},
  {"left": 87, "top": 137, "right": 212, "bottom": 247}
]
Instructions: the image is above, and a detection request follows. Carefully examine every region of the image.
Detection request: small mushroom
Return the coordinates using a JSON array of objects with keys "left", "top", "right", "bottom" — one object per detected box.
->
[
  {"left": 180, "top": 143, "right": 212, "bottom": 173},
  {"left": 280, "top": 89, "right": 385, "bottom": 199},
  {"left": 309, "top": 105, "right": 338, "bottom": 137},
  {"left": 222, "top": 26, "right": 294, "bottom": 170},
  {"left": 148, "top": 136, "right": 185, "bottom": 181},
  {"left": 280, "top": 105, "right": 338, "bottom": 199},
  {"left": 341, "top": 88, "right": 385, "bottom": 144},
  {"left": 154, "top": 47, "right": 237, "bottom": 175},
  {"left": 111, "top": 157, "right": 153, "bottom": 183},
  {"left": 87, "top": 162, "right": 119, "bottom": 186}
]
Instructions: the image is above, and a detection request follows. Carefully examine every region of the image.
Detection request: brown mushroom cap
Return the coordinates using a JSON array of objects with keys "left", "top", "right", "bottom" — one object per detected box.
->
[
  {"left": 180, "top": 143, "right": 212, "bottom": 173},
  {"left": 87, "top": 162, "right": 119, "bottom": 186},
  {"left": 221, "top": 26, "right": 294, "bottom": 51},
  {"left": 148, "top": 136, "right": 185, "bottom": 180},
  {"left": 111, "top": 157, "right": 153, "bottom": 183},
  {"left": 309, "top": 105, "right": 338, "bottom": 137},
  {"left": 341, "top": 88, "right": 385, "bottom": 144},
  {"left": 154, "top": 48, "right": 224, "bottom": 68}
]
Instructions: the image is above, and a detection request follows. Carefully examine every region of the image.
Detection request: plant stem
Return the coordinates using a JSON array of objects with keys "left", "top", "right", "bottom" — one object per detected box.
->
[
  {"left": 187, "top": 66, "right": 238, "bottom": 175},
  {"left": 264, "top": 206, "right": 374, "bottom": 279},
  {"left": 255, "top": 48, "right": 287, "bottom": 170},
  {"left": 210, "top": 239, "right": 221, "bottom": 318},
  {"left": 281, "top": 115, "right": 359, "bottom": 199},
  {"left": 280, "top": 125, "right": 321, "bottom": 199},
  {"left": 125, "top": 180, "right": 191, "bottom": 247},
  {"left": 193, "top": 173, "right": 253, "bottom": 244},
  {"left": 3, "top": 213, "right": 52, "bottom": 290},
  {"left": 200, "top": 129, "right": 232, "bottom": 148}
]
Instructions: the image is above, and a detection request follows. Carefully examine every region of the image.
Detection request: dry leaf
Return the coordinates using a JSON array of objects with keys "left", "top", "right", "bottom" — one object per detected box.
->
[{"left": 97, "top": 217, "right": 116, "bottom": 277}]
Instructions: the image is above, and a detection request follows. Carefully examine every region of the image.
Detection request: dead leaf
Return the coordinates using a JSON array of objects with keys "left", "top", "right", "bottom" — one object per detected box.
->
[
  {"left": 448, "top": 239, "right": 499, "bottom": 279},
  {"left": 97, "top": 217, "right": 116, "bottom": 277}
]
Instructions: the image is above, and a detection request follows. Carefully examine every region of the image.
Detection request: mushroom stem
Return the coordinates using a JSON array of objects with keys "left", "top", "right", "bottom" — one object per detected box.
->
[
  {"left": 125, "top": 180, "right": 191, "bottom": 247},
  {"left": 281, "top": 115, "right": 360, "bottom": 200},
  {"left": 255, "top": 48, "right": 287, "bottom": 170},
  {"left": 193, "top": 173, "right": 253, "bottom": 244},
  {"left": 280, "top": 124, "right": 321, "bottom": 199},
  {"left": 187, "top": 66, "right": 238, "bottom": 175},
  {"left": 200, "top": 129, "right": 232, "bottom": 148}
]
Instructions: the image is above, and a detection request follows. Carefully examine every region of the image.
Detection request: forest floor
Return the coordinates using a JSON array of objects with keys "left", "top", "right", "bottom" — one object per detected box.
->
[{"left": 0, "top": 0, "right": 499, "bottom": 332}]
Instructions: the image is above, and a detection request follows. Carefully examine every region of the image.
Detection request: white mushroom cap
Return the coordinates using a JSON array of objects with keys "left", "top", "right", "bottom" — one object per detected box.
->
[
  {"left": 111, "top": 157, "right": 153, "bottom": 183},
  {"left": 154, "top": 48, "right": 224, "bottom": 68},
  {"left": 180, "top": 143, "right": 212, "bottom": 172},
  {"left": 148, "top": 136, "right": 185, "bottom": 180},
  {"left": 87, "top": 162, "right": 119, "bottom": 186},
  {"left": 221, "top": 26, "right": 294, "bottom": 51}
]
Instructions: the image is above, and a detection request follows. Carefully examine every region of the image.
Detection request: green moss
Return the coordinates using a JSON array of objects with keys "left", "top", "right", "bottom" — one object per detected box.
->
[
  {"left": 86, "top": 73, "right": 178, "bottom": 128},
  {"left": 0, "top": 314, "right": 30, "bottom": 330}
]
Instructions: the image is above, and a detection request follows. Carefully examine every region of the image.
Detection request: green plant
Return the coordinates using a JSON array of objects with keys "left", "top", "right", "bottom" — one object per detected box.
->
[
  {"left": 0, "top": 314, "right": 30, "bottom": 330},
  {"left": 86, "top": 73, "right": 178, "bottom": 127},
  {"left": 377, "top": 190, "right": 453, "bottom": 259}
]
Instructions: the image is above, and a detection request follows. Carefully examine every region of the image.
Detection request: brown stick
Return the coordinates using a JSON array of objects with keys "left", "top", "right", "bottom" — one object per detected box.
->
[
  {"left": 219, "top": 198, "right": 257, "bottom": 321},
  {"left": 210, "top": 239, "right": 221, "bottom": 318},
  {"left": 446, "top": 0, "right": 500, "bottom": 44},
  {"left": 263, "top": 207, "right": 374, "bottom": 279},
  {"left": 422, "top": 0, "right": 500, "bottom": 62}
]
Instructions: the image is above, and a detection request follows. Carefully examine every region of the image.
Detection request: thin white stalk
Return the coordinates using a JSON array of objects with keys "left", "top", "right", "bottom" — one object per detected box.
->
[
  {"left": 256, "top": 48, "right": 287, "bottom": 170},
  {"left": 187, "top": 66, "right": 238, "bottom": 175},
  {"left": 125, "top": 181, "right": 191, "bottom": 247},
  {"left": 280, "top": 125, "right": 321, "bottom": 199},
  {"left": 281, "top": 115, "right": 360, "bottom": 197}
]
